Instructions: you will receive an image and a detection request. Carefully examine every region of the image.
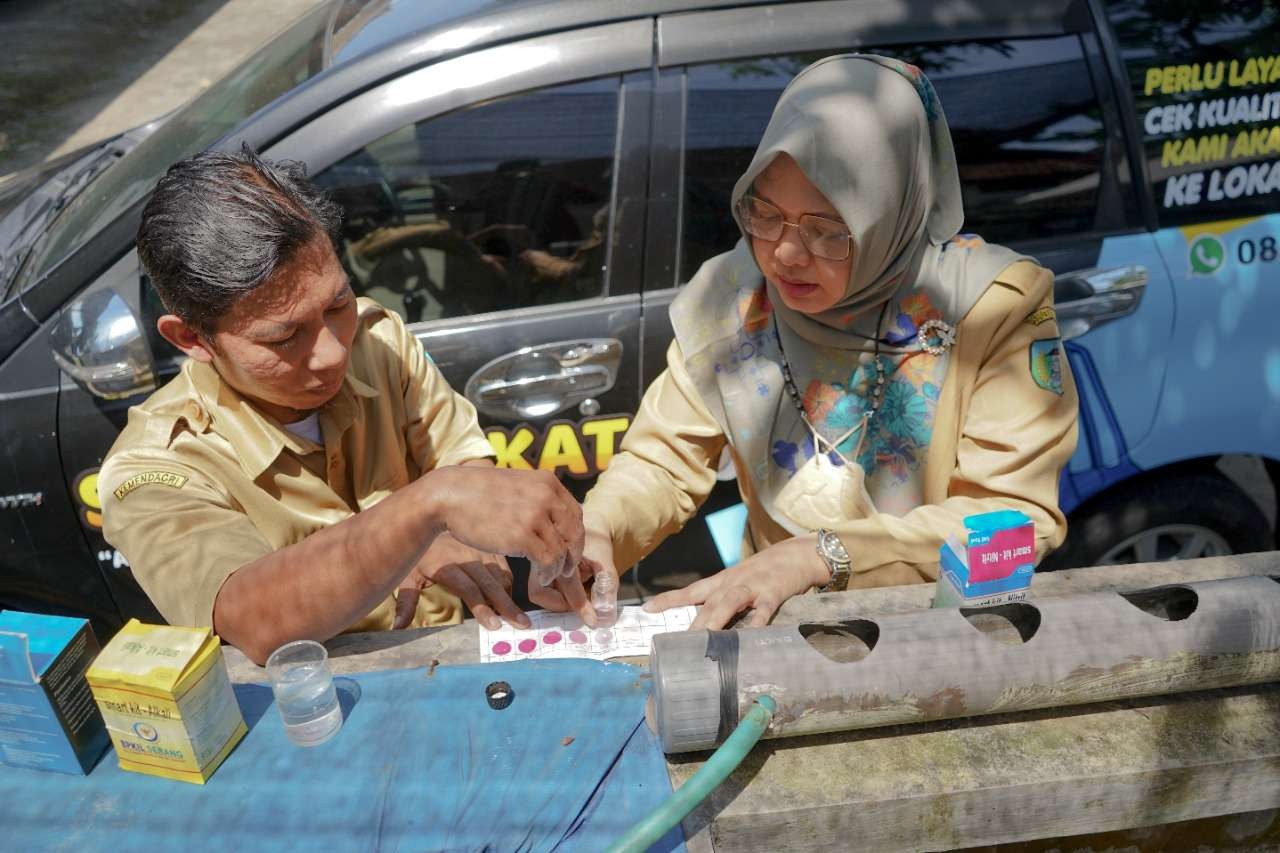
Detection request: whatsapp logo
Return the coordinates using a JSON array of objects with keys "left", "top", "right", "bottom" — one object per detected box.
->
[{"left": 1189, "top": 234, "right": 1225, "bottom": 275}]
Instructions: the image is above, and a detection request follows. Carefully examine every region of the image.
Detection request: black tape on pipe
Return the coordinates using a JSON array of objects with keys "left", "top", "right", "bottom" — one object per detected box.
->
[{"left": 704, "top": 629, "right": 740, "bottom": 744}]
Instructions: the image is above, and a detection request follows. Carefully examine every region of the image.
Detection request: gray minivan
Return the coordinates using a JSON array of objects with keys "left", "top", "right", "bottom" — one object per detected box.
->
[{"left": 2, "top": 0, "right": 1276, "bottom": 636}]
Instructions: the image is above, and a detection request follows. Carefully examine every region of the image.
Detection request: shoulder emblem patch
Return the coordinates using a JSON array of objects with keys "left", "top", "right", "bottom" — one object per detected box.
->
[
  {"left": 1024, "top": 306, "right": 1056, "bottom": 326},
  {"left": 1029, "top": 339, "right": 1065, "bottom": 395},
  {"left": 113, "top": 471, "right": 189, "bottom": 501}
]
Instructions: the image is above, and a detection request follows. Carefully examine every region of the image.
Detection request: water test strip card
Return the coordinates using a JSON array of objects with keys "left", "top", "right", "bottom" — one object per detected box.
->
[{"left": 479, "top": 606, "right": 696, "bottom": 663}]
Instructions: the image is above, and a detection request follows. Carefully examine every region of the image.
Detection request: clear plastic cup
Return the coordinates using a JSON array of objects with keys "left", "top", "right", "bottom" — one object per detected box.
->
[{"left": 266, "top": 640, "right": 342, "bottom": 747}]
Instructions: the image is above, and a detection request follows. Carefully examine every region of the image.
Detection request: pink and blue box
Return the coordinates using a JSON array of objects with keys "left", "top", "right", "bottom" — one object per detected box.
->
[
  {"left": 934, "top": 510, "right": 1036, "bottom": 608},
  {"left": 0, "top": 611, "right": 109, "bottom": 774}
]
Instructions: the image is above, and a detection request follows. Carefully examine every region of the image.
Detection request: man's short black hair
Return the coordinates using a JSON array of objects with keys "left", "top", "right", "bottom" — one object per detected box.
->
[{"left": 137, "top": 144, "right": 342, "bottom": 336}]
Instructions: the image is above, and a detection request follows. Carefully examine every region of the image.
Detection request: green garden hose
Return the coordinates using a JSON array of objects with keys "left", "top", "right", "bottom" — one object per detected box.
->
[{"left": 605, "top": 695, "right": 777, "bottom": 853}]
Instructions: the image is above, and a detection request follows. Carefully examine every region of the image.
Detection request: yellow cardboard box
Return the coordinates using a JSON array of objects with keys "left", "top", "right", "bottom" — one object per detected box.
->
[{"left": 86, "top": 620, "right": 246, "bottom": 784}]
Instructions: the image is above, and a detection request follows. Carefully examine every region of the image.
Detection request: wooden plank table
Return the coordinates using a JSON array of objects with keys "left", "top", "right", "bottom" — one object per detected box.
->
[{"left": 223, "top": 553, "right": 1280, "bottom": 851}]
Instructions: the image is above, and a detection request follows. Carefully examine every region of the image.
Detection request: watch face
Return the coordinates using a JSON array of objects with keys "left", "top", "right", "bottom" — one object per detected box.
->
[{"left": 820, "top": 532, "right": 849, "bottom": 565}]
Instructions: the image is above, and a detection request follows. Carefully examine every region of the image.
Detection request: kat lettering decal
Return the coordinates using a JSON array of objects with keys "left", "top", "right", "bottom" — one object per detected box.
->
[{"left": 486, "top": 415, "right": 630, "bottom": 478}]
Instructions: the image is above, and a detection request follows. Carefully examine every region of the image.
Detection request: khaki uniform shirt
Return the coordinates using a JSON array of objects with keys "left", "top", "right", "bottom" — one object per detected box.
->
[
  {"left": 100, "top": 298, "right": 495, "bottom": 630},
  {"left": 584, "top": 261, "right": 1078, "bottom": 588}
]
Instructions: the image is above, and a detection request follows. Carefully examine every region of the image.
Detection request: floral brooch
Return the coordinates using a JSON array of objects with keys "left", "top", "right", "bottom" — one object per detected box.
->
[{"left": 917, "top": 319, "right": 957, "bottom": 356}]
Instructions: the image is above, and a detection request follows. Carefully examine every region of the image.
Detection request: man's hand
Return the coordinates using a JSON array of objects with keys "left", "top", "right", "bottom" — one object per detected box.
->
[
  {"left": 643, "top": 536, "right": 830, "bottom": 630},
  {"left": 393, "top": 532, "right": 529, "bottom": 631},
  {"left": 423, "top": 466, "right": 585, "bottom": 577},
  {"left": 528, "top": 523, "right": 616, "bottom": 627}
]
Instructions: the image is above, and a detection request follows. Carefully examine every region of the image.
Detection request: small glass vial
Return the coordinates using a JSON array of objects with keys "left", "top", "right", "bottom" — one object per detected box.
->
[{"left": 591, "top": 571, "right": 618, "bottom": 629}]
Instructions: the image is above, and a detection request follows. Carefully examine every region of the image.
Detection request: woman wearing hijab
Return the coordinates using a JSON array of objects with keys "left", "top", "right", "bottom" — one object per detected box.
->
[{"left": 533, "top": 54, "right": 1078, "bottom": 630}]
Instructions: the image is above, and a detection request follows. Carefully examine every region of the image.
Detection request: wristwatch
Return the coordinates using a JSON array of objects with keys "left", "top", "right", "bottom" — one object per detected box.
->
[{"left": 815, "top": 529, "right": 852, "bottom": 593}]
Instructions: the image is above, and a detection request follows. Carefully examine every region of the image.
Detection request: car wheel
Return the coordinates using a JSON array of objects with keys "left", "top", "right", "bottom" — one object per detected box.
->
[{"left": 1042, "top": 472, "right": 1274, "bottom": 570}]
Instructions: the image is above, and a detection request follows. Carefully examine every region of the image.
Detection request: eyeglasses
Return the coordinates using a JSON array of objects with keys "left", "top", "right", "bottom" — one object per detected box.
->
[{"left": 736, "top": 195, "right": 854, "bottom": 262}]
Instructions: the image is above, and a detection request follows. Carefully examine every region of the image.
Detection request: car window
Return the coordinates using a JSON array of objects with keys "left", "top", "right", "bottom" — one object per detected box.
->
[
  {"left": 1104, "top": 0, "right": 1279, "bottom": 226},
  {"left": 313, "top": 78, "right": 618, "bottom": 324},
  {"left": 680, "top": 37, "right": 1110, "bottom": 282}
]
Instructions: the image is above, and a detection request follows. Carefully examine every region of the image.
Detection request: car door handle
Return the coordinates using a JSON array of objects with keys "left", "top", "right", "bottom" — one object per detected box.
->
[
  {"left": 476, "top": 366, "right": 612, "bottom": 402},
  {"left": 465, "top": 338, "right": 622, "bottom": 421},
  {"left": 1054, "top": 265, "right": 1148, "bottom": 341}
]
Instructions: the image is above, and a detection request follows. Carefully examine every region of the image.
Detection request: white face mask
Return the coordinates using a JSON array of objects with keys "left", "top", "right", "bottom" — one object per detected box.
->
[{"left": 776, "top": 421, "right": 874, "bottom": 533}]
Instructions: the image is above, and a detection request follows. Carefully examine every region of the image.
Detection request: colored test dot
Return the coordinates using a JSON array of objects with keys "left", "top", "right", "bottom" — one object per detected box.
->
[
  {"left": 491, "top": 641, "right": 512, "bottom": 656},
  {"left": 518, "top": 638, "right": 538, "bottom": 653},
  {"left": 543, "top": 631, "right": 562, "bottom": 644},
  {"left": 568, "top": 630, "right": 587, "bottom": 644}
]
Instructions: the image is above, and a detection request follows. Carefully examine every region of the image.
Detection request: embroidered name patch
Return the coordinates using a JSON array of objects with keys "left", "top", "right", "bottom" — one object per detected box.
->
[
  {"left": 1029, "top": 339, "right": 1065, "bottom": 395},
  {"left": 113, "top": 471, "right": 189, "bottom": 500},
  {"left": 1024, "top": 306, "right": 1056, "bottom": 326}
]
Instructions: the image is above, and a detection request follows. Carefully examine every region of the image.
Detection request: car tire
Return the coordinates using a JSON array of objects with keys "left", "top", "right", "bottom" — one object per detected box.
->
[{"left": 1042, "top": 472, "right": 1274, "bottom": 570}]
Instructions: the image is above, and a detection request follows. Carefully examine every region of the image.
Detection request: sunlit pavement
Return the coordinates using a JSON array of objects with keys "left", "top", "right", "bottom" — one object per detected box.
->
[{"left": 0, "top": 0, "right": 322, "bottom": 179}]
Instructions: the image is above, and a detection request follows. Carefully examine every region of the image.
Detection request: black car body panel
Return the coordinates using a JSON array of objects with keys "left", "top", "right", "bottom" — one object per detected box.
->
[{"left": 2, "top": 0, "right": 1276, "bottom": 631}]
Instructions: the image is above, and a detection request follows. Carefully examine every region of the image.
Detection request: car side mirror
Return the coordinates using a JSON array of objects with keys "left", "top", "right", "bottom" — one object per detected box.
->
[{"left": 50, "top": 289, "right": 157, "bottom": 400}]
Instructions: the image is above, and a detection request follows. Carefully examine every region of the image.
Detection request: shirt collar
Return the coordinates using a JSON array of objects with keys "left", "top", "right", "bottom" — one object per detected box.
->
[
  {"left": 186, "top": 359, "right": 379, "bottom": 480},
  {"left": 320, "top": 370, "right": 380, "bottom": 446}
]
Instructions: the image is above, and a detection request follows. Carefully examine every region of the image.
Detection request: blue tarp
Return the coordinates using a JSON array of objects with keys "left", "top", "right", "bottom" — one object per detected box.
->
[{"left": 2, "top": 659, "right": 684, "bottom": 852}]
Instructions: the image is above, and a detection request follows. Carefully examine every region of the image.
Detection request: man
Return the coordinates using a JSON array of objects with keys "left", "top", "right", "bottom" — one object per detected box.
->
[{"left": 99, "top": 147, "right": 592, "bottom": 665}]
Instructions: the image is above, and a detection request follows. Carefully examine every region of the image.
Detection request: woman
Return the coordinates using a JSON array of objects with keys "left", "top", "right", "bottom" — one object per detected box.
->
[{"left": 532, "top": 54, "right": 1078, "bottom": 630}]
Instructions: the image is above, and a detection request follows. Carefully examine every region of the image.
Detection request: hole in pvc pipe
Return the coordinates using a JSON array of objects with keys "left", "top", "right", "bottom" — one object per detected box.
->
[
  {"left": 1119, "top": 585, "right": 1198, "bottom": 621},
  {"left": 799, "top": 620, "right": 879, "bottom": 662},
  {"left": 960, "top": 603, "right": 1041, "bottom": 645}
]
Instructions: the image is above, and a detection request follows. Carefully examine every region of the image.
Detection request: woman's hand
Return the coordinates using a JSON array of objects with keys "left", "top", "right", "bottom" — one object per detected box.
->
[{"left": 643, "top": 535, "right": 831, "bottom": 630}]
